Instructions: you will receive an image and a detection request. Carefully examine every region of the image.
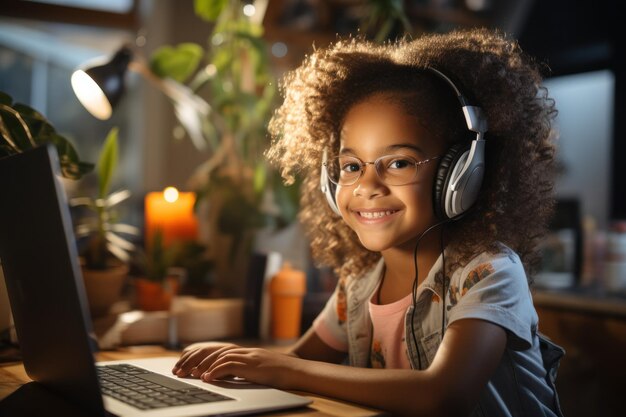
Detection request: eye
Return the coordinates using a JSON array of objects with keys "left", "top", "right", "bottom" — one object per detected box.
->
[
  {"left": 341, "top": 161, "right": 361, "bottom": 173},
  {"left": 337, "top": 158, "right": 361, "bottom": 174},
  {"left": 386, "top": 157, "right": 414, "bottom": 170}
]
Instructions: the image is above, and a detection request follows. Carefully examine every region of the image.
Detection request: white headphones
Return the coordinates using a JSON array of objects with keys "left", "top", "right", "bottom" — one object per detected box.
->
[
  {"left": 320, "top": 149, "right": 340, "bottom": 215},
  {"left": 320, "top": 67, "right": 488, "bottom": 220}
]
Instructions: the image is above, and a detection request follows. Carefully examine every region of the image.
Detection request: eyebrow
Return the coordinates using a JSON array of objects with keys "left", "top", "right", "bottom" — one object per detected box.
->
[{"left": 339, "top": 143, "right": 425, "bottom": 155}]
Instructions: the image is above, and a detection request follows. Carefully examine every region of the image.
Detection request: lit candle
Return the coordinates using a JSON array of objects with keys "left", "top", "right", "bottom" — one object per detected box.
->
[{"left": 145, "top": 187, "right": 198, "bottom": 248}]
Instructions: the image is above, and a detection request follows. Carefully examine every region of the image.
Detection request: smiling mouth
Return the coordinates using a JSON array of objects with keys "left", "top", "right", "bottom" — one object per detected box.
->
[{"left": 357, "top": 210, "right": 398, "bottom": 219}]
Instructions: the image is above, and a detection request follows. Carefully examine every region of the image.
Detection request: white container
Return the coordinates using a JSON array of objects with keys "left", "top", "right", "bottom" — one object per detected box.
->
[{"left": 605, "top": 228, "right": 626, "bottom": 291}]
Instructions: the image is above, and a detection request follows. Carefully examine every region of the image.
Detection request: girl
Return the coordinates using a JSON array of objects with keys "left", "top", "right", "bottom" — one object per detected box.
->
[{"left": 172, "top": 28, "right": 564, "bottom": 417}]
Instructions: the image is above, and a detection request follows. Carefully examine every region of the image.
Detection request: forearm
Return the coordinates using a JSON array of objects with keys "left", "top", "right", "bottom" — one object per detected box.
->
[{"left": 285, "top": 359, "right": 460, "bottom": 417}]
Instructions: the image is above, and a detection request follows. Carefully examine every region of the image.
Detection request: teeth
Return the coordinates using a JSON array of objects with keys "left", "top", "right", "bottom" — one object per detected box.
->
[{"left": 359, "top": 211, "right": 395, "bottom": 219}]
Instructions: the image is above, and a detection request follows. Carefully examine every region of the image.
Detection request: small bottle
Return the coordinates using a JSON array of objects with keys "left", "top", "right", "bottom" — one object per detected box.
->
[
  {"left": 269, "top": 262, "right": 306, "bottom": 341},
  {"left": 605, "top": 221, "right": 626, "bottom": 292}
]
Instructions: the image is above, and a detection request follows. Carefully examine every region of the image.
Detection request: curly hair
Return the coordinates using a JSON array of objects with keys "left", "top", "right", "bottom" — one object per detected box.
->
[{"left": 266, "top": 28, "right": 557, "bottom": 282}]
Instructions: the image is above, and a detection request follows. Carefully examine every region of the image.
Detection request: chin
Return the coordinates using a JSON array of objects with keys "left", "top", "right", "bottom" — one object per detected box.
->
[
  {"left": 357, "top": 232, "right": 424, "bottom": 254},
  {"left": 356, "top": 235, "right": 394, "bottom": 253}
]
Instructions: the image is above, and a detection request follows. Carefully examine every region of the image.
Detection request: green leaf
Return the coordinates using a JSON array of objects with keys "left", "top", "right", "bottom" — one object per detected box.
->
[
  {"left": 236, "top": 31, "right": 268, "bottom": 59},
  {"left": 194, "top": 0, "right": 228, "bottom": 22},
  {"left": 50, "top": 132, "right": 95, "bottom": 180},
  {"left": 145, "top": 228, "right": 167, "bottom": 282},
  {"left": 0, "top": 92, "right": 11, "bottom": 106},
  {"left": 13, "top": 103, "right": 56, "bottom": 142},
  {"left": 0, "top": 106, "right": 35, "bottom": 150},
  {"left": 0, "top": 91, "right": 93, "bottom": 179},
  {"left": 271, "top": 174, "right": 300, "bottom": 226},
  {"left": 253, "top": 162, "right": 267, "bottom": 195},
  {"left": 211, "top": 47, "right": 234, "bottom": 74},
  {"left": 97, "top": 127, "right": 119, "bottom": 199},
  {"left": 150, "top": 43, "right": 204, "bottom": 82}
]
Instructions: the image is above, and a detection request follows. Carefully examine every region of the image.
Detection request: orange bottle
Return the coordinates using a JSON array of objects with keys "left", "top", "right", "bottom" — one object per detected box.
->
[{"left": 269, "top": 262, "right": 306, "bottom": 340}]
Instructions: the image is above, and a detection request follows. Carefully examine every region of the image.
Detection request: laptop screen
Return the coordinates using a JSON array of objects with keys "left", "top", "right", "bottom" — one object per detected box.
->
[{"left": 0, "top": 145, "right": 106, "bottom": 416}]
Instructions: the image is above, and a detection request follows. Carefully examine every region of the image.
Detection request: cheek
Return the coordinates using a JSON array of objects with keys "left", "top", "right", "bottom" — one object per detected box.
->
[
  {"left": 404, "top": 186, "right": 431, "bottom": 210},
  {"left": 335, "top": 186, "right": 350, "bottom": 216},
  {"left": 417, "top": 167, "right": 437, "bottom": 207},
  {"left": 406, "top": 181, "right": 436, "bottom": 217}
]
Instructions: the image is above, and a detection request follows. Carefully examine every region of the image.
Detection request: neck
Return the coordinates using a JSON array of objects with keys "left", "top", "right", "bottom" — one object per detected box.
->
[{"left": 380, "top": 229, "right": 445, "bottom": 299}]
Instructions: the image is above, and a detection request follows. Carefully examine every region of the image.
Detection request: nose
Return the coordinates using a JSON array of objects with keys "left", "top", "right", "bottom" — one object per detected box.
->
[{"left": 353, "top": 163, "right": 388, "bottom": 199}]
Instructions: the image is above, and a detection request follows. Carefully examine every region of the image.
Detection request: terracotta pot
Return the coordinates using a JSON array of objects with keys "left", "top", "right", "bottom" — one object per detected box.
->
[
  {"left": 134, "top": 277, "right": 179, "bottom": 311},
  {"left": 0, "top": 265, "right": 12, "bottom": 333},
  {"left": 81, "top": 262, "right": 129, "bottom": 318}
]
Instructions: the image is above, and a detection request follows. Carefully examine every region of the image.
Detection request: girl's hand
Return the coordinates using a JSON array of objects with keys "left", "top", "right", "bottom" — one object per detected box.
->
[
  {"left": 172, "top": 342, "right": 240, "bottom": 378},
  {"left": 201, "top": 347, "right": 300, "bottom": 390}
]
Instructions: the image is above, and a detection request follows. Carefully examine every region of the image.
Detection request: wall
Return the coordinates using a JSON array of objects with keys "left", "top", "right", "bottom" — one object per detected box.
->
[{"left": 544, "top": 70, "right": 615, "bottom": 230}]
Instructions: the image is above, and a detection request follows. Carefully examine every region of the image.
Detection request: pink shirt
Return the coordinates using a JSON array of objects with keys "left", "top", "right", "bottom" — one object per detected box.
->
[
  {"left": 368, "top": 288, "right": 413, "bottom": 369},
  {"left": 313, "top": 280, "right": 414, "bottom": 369}
]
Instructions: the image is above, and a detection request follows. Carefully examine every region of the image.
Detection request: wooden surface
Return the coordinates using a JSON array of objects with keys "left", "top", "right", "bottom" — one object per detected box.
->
[
  {"left": 0, "top": 346, "right": 386, "bottom": 417},
  {"left": 533, "top": 288, "right": 626, "bottom": 417},
  {"left": 533, "top": 286, "right": 626, "bottom": 317}
]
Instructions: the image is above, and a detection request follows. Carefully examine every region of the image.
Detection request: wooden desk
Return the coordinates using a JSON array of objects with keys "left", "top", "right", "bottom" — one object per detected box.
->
[
  {"left": 533, "top": 287, "right": 626, "bottom": 417},
  {"left": 0, "top": 347, "right": 386, "bottom": 417}
]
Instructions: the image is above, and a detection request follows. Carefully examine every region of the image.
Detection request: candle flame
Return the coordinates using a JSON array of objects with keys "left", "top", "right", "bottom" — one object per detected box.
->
[{"left": 163, "top": 187, "right": 179, "bottom": 203}]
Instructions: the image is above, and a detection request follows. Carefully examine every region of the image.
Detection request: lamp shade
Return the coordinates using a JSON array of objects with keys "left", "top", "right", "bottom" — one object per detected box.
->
[{"left": 71, "top": 46, "right": 132, "bottom": 120}]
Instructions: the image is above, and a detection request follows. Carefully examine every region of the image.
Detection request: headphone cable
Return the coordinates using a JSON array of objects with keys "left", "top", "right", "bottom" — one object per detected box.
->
[{"left": 409, "top": 219, "right": 450, "bottom": 370}]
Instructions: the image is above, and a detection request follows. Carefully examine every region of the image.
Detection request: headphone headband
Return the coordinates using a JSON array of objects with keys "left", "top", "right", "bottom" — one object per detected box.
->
[{"left": 425, "top": 67, "right": 488, "bottom": 135}]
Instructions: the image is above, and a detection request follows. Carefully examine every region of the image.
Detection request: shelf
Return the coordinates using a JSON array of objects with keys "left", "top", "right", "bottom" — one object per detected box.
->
[{"left": 532, "top": 285, "right": 626, "bottom": 318}]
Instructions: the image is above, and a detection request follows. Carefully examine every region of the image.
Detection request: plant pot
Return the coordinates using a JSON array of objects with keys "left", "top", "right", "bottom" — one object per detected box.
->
[
  {"left": 81, "top": 261, "right": 129, "bottom": 318},
  {"left": 0, "top": 264, "right": 12, "bottom": 333},
  {"left": 134, "top": 277, "right": 179, "bottom": 312}
]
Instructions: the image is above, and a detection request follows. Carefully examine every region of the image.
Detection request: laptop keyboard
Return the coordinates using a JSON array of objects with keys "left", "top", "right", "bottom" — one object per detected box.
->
[{"left": 97, "top": 364, "right": 233, "bottom": 410}]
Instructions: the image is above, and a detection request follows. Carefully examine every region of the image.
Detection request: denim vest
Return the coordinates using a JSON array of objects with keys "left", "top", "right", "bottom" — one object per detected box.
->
[{"left": 321, "top": 248, "right": 564, "bottom": 417}]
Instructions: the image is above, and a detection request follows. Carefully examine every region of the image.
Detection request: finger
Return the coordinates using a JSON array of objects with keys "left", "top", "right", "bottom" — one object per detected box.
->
[
  {"left": 175, "top": 344, "right": 242, "bottom": 376},
  {"left": 173, "top": 348, "right": 196, "bottom": 371},
  {"left": 202, "top": 361, "right": 248, "bottom": 382},
  {"left": 173, "top": 350, "right": 196, "bottom": 374},
  {"left": 202, "top": 352, "right": 256, "bottom": 381},
  {"left": 192, "top": 346, "right": 242, "bottom": 377},
  {"left": 176, "top": 348, "right": 217, "bottom": 377}
]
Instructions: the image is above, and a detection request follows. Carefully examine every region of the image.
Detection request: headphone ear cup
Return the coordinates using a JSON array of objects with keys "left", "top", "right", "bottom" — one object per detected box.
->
[
  {"left": 325, "top": 180, "right": 340, "bottom": 215},
  {"left": 320, "top": 163, "right": 341, "bottom": 215},
  {"left": 433, "top": 143, "right": 470, "bottom": 220}
]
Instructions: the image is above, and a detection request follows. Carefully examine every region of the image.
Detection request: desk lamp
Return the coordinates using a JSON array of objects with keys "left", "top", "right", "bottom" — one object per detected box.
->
[
  {"left": 70, "top": 44, "right": 211, "bottom": 149},
  {"left": 71, "top": 45, "right": 133, "bottom": 120}
]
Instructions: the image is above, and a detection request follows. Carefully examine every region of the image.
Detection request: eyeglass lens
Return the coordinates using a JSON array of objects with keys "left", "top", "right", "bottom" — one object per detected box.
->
[{"left": 328, "top": 155, "right": 420, "bottom": 186}]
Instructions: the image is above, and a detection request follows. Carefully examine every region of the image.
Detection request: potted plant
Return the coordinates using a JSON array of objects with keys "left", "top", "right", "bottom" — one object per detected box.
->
[
  {"left": 133, "top": 228, "right": 213, "bottom": 311},
  {"left": 70, "top": 127, "right": 140, "bottom": 317},
  {"left": 0, "top": 91, "right": 93, "bottom": 178},
  {"left": 1, "top": 90, "right": 94, "bottom": 328},
  {"left": 146, "top": 0, "right": 301, "bottom": 295},
  {"left": 133, "top": 229, "right": 179, "bottom": 311}
]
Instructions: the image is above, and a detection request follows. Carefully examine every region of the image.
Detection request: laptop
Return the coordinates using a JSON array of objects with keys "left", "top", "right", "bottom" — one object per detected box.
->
[{"left": 0, "top": 144, "right": 311, "bottom": 417}]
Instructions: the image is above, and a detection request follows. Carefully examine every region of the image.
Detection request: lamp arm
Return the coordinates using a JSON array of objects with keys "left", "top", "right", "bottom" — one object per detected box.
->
[
  {"left": 128, "top": 60, "right": 179, "bottom": 101},
  {"left": 251, "top": 0, "right": 269, "bottom": 25},
  {"left": 128, "top": 59, "right": 228, "bottom": 148},
  {"left": 0, "top": 103, "right": 37, "bottom": 151},
  {"left": 128, "top": 61, "right": 209, "bottom": 113}
]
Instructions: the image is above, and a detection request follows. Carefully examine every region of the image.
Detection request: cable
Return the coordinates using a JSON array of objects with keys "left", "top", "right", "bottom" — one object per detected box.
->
[
  {"left": 440, "top": 224, "right": 447, "bottom": 337},
  {"left": 409, "top": 219, "right": 450, "bottom": 370}
]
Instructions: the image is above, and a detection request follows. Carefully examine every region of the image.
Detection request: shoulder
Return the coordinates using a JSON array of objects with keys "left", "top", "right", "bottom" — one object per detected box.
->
[
  {"left": 448, "top": 244, "right": 528, "bottom": 305},
  {"left": 459, "top": 243, "right": 523, "bottom": 282},
  {"left": 447, "top": 244, "right": 538, "bottom": 350}
]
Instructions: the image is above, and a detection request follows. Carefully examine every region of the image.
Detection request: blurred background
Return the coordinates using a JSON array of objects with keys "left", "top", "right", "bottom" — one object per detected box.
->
[{"left": 0, "top": 1, "right": 623, "bottom": 416}]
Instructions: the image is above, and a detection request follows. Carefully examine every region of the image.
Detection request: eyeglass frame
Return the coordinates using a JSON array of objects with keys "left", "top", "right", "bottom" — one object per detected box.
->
[{"left": 323, "top": 153, "right": 441, "bottom": 187}]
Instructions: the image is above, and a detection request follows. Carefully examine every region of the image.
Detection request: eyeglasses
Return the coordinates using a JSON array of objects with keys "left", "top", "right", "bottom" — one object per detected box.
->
[{"left": 323, "top": 154, "right": 441, "bottom": 186}]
